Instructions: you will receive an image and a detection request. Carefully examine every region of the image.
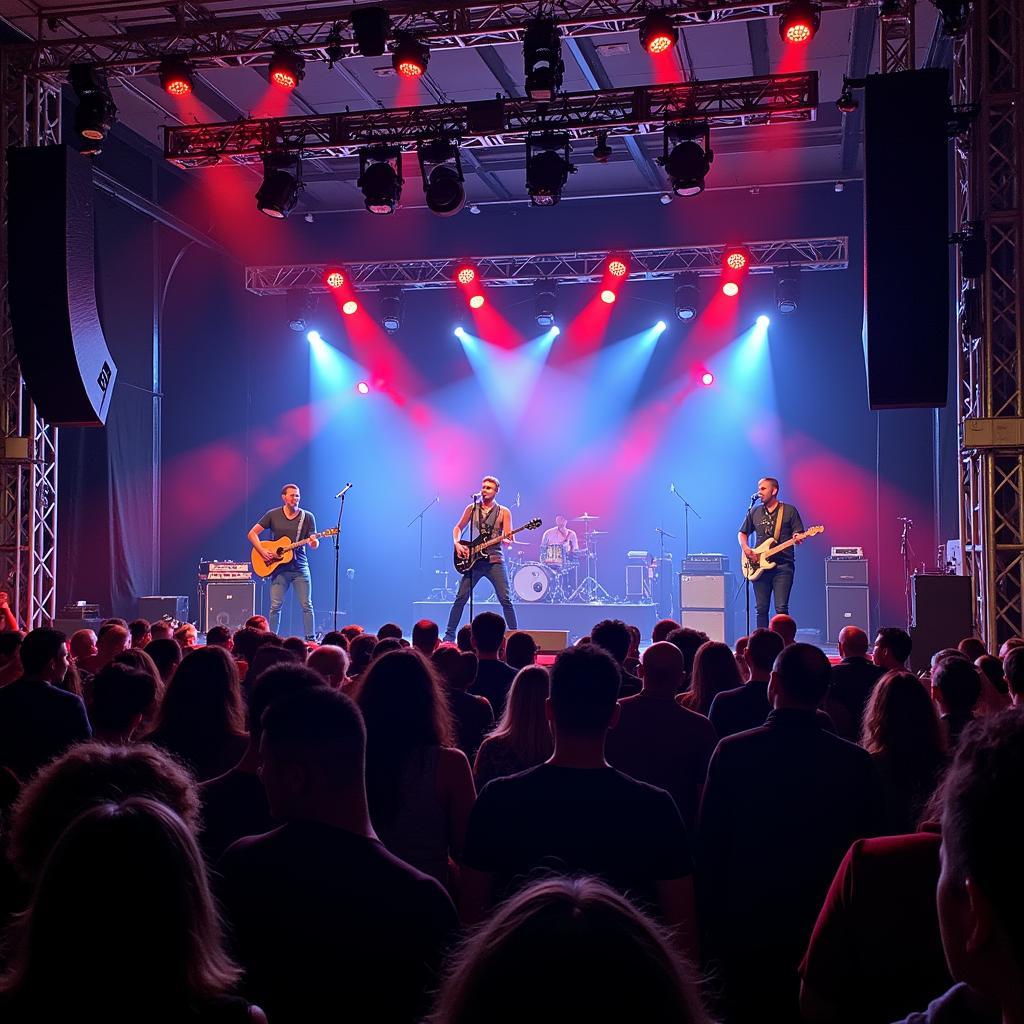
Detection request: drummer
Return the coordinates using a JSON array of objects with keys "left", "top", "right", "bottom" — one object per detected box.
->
[{"left": 540, "top": 514, "right": 580, "bottom": 563}]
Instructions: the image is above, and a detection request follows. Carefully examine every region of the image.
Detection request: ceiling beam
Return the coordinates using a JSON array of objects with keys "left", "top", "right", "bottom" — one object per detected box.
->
[
  {"left": 476, "top": 44, "right": 522, "bottom": 97},
  {"left": 746, "top": 20, "right": 771, "bottom": 76},
  {"left": 838, "top": 6, "right": 876, "bottom": 177}
]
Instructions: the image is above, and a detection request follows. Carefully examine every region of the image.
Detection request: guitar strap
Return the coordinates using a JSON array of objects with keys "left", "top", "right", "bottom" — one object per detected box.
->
[
  {"left": 295, "top": 509, "right": 306, "bottom": 547},
  {"left": 475, "top": 503, "right": 500, "bottom": 563},
  {"left": 773, "top": 503, "right": 784, "bottom": 544}
]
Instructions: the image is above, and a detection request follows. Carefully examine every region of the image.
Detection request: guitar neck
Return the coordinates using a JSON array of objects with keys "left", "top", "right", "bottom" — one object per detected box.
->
[
  {"left": 472, "top": 526, "right": 526, "bottom": 553},
  {"left": 767, "top": 535, "right": 800, "bottom": 556}
]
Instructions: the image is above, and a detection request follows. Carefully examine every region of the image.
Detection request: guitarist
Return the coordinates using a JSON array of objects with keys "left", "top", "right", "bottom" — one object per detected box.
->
[
  {"left": 443, "top": 475, "right": 518, "bottom": 642},
  {"left": 738, "top": 477, "right": 807, "bottom": 629},
  {"left": 247, "top": 484, "right": 319, "bottom": 640}
]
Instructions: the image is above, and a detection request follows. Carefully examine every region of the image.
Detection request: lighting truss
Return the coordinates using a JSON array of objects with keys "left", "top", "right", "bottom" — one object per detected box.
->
[
  {"left": 244, "top": 236, "right": 848, "bottom": 295},
  {"left": 13, "top": 0, "right": 867, "bottom": 81},
  {"left": 164, "top": 72, "right": 817, "bottom": 167}
]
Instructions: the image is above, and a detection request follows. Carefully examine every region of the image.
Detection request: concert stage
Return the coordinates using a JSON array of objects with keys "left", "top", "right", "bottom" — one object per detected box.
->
[{"left": 412, "top": 600, "right": 657, "bottom": 643}]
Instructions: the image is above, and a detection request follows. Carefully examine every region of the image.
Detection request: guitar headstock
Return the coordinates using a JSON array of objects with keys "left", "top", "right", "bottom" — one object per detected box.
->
[
  {"left": 321, "top": 527, "right": 340, "bottom": 538},
  {"left": 524, "top": 518, "right": 542, "bottom": 530},
  {"left": 803, "top": 525, "right": 825, "bottom": 538}
]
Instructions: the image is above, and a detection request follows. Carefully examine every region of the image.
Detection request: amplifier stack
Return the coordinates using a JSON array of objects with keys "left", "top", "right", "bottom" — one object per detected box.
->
[
  {"left": 825, "top": 549, "right": 870, "bottom": 643},
  {"left": 679, "top": 554, "right": 733, "bottom": 642},
  {"left": 198, "top": 560, "right": 254, "bottom": 632}
]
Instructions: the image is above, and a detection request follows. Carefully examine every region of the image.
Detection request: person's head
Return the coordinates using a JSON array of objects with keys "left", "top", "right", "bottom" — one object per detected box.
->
[
  {"left": 340, "top": 624, "right": 364, "bottom": 642},
  {"left": 837, "top": 625, "right": 870, "bottom": 659},
  {"left": 456, "top": 624, "right": 474, "bottom": 653},
  {"left": 371, "top": 637, "right": 403, "bottom": 660},
  {"left": 931, "top": 648, "right": 969, "bottom": 679},
  {"left": 426, "top": 875, "right": 711, "bottom": 1024},
  {"left": 861, "top": 670, "right": 944, "bottom": 762},
  {"left": 548, "top": 645, "right": 620, "bottom": 740},
  {"left": 173, "top": 623, "right": 198, "bottom": 650},
  {"left": 246, "top": 663, "right": 327, "bottom": 739},
  {"left": 769, "top": 614, "right": 797, "bottom": 646},
  {"left": 245, "top": 615, "right": 270, "bottom": 632},
  {"left": 958, "top": 636, "right": 987, "bottom": 661},
  {"left": 377, "top": 622, "right": 403, "bottom": 641},
  {"left": 259, "top": 687, "right": 367, "bottom": 823},
  {"left": 590, "top": 619, "right": 631, "bottom": 666},
  {"left": 348, "top": 633, "right": 378, "bottom": 677},
  {"left": 873, "top": 626, "right": 913, "bottom": 669},
  {"left": 241, "top": 643, "right": 297, "bottom": 693},
  {"left": 7, "top": 741, "right": 199, "bottom": 882},
  {"left": 128, "top": 619, "right": 151, "bottom": 648},
  {"left": 734, "top": 636, "right": 749, "bottom": 658},
  {"left": 480, "top": 475, "right": 500, "bottom": 501},
  {"left": 307, "top": 644, "right": 350, "bottom": 688},
  {"left": 932, "top": 657, "right": 982, "bottom": 717},
  {"left": 639, "top": 642, "right": 685, "bottom": 698},
  {"left": 744, "top": 627, "right": 785, "bottom": 680},
  {"left": 144, "top": 637, "right": 182, "bottom": 683},
  {"left": 0, "top": 630, "right": 23, "bottom": 665},
  {"left": 412, "top": 619, "right": 440, "bottom": 657},
  {"left": 937, "top": 711, "right": 1024, "bottom": 1009},
  {"left": 204, "top": 625, "right": 232, "bottom": 649},
  {"left": 976, "top": 654, "right": 1008, "bottom": 696},
  {"left": 471, "top": 611, "right": 506, "bottom": 657},
  {"left": 111, "top": 648, "right": 164, "bottom": 719},
  {"left": 626, "top": 625, "right": 641, "bottom": 657},
  {"left": 281, "top": 483, "right": 301, "bottom": 511},
  {"left": 230, "top": 626, "right": 266, "bottom": 663},
  {"left": 0, "top": 798, "right": 238, "bottom": 1008},
  {"left": 651, "top": 618, "right": 679, "bottom": 644},
  {"left": 769, "top": 642, "right": 832, "bottom": 710},
  {"left": 999, "top": 637, "right": 1024, "bottom": 659},
  {"left": 489, "top": 666, "right": 552, "bottom": 765},
  {"left": 19, "top": 628, "right": 69, "bottom": 683},
  {"left": 685, "top": 640, "right": 743, "bottom": 716},
  {"left": 665, "top": 627, "right": 710, "bottom": 677},
  {"left": 505, "top": 631, "right": 539, "bottom": 671},
  {"left": 97, "top": 623, "right": 131, "bottom": 659},
  {"left": 432, "top": 644, "right": 478, "bottom": 693},
  {"left": 151, "top": 645, "right": 245, "bottom": 741},
  {"left": 68, "top": 629, "right": 97, "bottom": 661},
  {"left": 89, "top": 665, "right": 158, "bottom": 742},
  {"left": 282, "top": 635, "right": 309, "bottom": 661},
  {"left": 757, "top": 477, "right": 780, "bottom": 503},
  {"left": 1004, "top": 646, "right": 1024, "bottom": 706},
  {"left": 320, "top": 630, "right": 350, "bottom": 652},
  {"left": 149, "top": 619, "right": 174, "bottom": 641}
]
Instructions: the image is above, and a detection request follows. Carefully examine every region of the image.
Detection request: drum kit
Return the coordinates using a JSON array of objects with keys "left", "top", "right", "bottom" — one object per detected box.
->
[{"left": 509, "top": 513, "right": 609, "bottom": 604}]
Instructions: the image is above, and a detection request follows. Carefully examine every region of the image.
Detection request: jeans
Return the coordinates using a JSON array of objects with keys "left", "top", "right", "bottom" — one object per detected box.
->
[
  {"left": 752, "top": 562, "right": 794, "bottom": 629},
  {"left": 445, "top": 559, "right": 517, "bottom": 640},
  {"left": 269, "top": 562, "right": 315, "bottom": 638}
]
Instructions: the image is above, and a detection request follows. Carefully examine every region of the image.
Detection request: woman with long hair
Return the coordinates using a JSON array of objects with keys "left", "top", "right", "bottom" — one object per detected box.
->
[
  {"left": 474, "top": 666, "right": 553, "bottom": 789},
  {"left": 861, "top": 670, "right": 947, "bottom": 833},
  {"left": 0, "top": 797, "right": 264, "bottom": 1023},
  {"left": 678, "top": 640, "right": 742, "bottom": 717},
  {"left": 146, "top": 646, "right": 247, "bottom": 782},
  {"left": 355, "top": 648, "right": 475, "bottom": 887},
  {"left": 112, "top": 646, "right": 165, "bottom": 727}
]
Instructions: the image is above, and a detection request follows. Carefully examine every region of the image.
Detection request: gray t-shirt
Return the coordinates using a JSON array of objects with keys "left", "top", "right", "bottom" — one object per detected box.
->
[{"left": 258, "top": 507, "right": 317, "bottom": 569}]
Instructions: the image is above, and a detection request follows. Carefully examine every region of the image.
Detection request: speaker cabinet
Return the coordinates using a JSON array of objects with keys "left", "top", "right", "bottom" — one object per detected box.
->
[
  {"left": 825, "top": 558, "right": 869, "bottom": 586},
  {"left": 7, "top": 145, "right": 117, "bottom": 426},
  {"left": 680, "top": 573, "right": 729, "bottom": 607},
  {"left": 863, "top": 69, "right": 950, "bottom": 409},
  {"left": 201, "top": 582, "right": 255, "bottom": 632},
  {"left": 138, "top": 596, "right": 189, "bottom": 623},
  {"left": 909, "top": 574, "right": 973, "bottom": 673},
  {"left": 826, "top": 586, "right": 871, "bottom": 644},
  {"left": 680, "top": 609, "right": 727, "bottom": 642}
]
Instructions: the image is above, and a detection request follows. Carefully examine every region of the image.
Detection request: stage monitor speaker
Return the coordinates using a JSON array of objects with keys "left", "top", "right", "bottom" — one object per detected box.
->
[
  {"left": 825, "top": 558, "right": 869, "bottom": 586},
  {"left": 512, "top": 629, "right": 569, "bottom": 655},
  {"left": 909, "top": 573, "right": 973, "bottom": 673},
  {"left": 53, "top": 617, "right": 104, "bottom": 637},
  {"left": 680, "top": 573, "right": 729, "bottom": 608},
  {"left": 201, "top": 582, "right": 255, "bottom": 632},
  {"left": 680, "top": 609, "right": 728, "bottom": 643},
  {"left": 138, "top": 596, "right": 189, "bottom": 623},
  {"left": 825, "top": 586, "right": 871, "bottom": 644},
  {"left": 863, "top": 69, "right": 950, "bottom": 409},
  {"left": 7, "top": 145, "right": 117, "bottom": 427}
]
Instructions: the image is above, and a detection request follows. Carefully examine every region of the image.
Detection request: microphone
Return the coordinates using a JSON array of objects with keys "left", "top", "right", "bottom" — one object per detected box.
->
[
  {"left": 669, "top": 483, "right": 675, "bottom": 493},
  {"left": 516, "top": 491, "right": 521, "bottom": 508},
  {"left": 898, "top": 516, "right": 914, "bottom": 525},
  {"left": 751, "top": 493, "right": 759, "bottom": 502},
  {"left": 472, "top": 492, "right": 481, "bottom": 500},
  {"left": 335, "top": 483, "right": 353, "bottom": 498}
]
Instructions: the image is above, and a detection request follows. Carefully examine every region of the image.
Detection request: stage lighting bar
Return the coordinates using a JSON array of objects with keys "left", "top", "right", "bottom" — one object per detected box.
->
[
  {"left": 164, "top": 72, "right": 818, "bottom": 168},
  {"left": 244, "top": 236, "right": 848, "bottom": 296}
]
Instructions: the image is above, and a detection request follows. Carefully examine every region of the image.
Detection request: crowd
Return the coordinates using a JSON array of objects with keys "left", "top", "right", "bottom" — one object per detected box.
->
[{"left": 0, "top": 606, "right": 1021, "bottom": 1024}]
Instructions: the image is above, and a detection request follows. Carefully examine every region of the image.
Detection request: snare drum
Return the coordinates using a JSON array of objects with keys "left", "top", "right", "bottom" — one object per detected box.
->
[
  {"left": 542, "top": 543, "right": 565, "bottom": 567},
  {"left": 513, "top": 562, "right": 556, "bottom": 602}
]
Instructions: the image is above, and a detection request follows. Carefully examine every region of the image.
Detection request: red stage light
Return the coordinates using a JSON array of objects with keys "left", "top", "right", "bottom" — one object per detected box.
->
[
  {"left": 600, "top": 289, "right": 617, "bottom": 304},
  {"left": 356, "top": 381, "right": 370, "bottom": 395},
  {"left": 397, "top": 59, "right": 424, "bottom": 77},
  {"left": 647, "top": 31, "right": 674, "bottom": 53},
  {"left": 272, "top": 69, "right": 297, "bottom": 89},
  {"left": 608, "top": 258, "right": 628, "bottom": 278},
  {"left": 159, "top": 58, "right": 194, "bottom": 96},
  {"left": 779, "top": 0, "right": 820, "bottom": 43},
  {"left": 164, "top": 76, "right": 191, "bottom": 96},
  {"left": 639, "top": 11, "right": 678, "bottom": 56},
  {"left": 722, "top": 281, "right": 740, "bottom": 297},
  {"left": 785, "top": 20, "right": 812, "bottom": 42},
  {"left": 700, "top": 371, "right": 715, "bottom": 386},
  {"left": 469, "top": 294, "right": 485, "bottom": 309},
  {"left": 723, "top": 247, "right": 749, "bottom": 271},
  {"left": 456, "top": 266, "right": 477, "bottom": 286},
  {"left": 342, "top": 299, "right": 359, "bottom": 315},
  {"left": 325, "top": 270, "right": 345, "bottom": 289},
  {"left": 392, "top": 34, "right": 430, "bottom": 77}
]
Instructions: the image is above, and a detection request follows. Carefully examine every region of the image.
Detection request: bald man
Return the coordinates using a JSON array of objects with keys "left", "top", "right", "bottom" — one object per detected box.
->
[
  {"left": 605, "top": 641, "right": 718, "bottom": 830},
  {"left": 770, "top": 613, "right": 798, "bottom": 647},
  {"left": 823, "top": 625, "right": 883, "bottom": 742}
]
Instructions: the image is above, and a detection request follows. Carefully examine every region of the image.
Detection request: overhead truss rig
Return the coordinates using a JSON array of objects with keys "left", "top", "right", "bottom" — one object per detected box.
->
[
  {"left": 245, "top": 237, "right": 848, "bottom": 295},
  {"left": 14, "top": 0, "right": 869, "bottom": 80},
  {"left": 165, "top": 71, "right": 816, "bottom": 166}
]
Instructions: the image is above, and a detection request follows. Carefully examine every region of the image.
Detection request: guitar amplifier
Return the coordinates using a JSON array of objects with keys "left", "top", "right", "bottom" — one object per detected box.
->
[
  {"left": 199, "top": 582, "right": 255, "bottom": 632},
  {"left": 683, "top": 553, "right": 730, "bottom": 573}
]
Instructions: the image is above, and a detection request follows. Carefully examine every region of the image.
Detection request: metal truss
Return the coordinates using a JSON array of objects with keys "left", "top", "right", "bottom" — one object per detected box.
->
[
  {"left": 879, "top": 0, "right": 914, "bottom": 73},
  {"left": 0, "top": 52, "right": 61, "bottom": 630},
  {"left": 955, "top": 0, "right": 1024, "bottom": 647},
  {"left": 13, "top": 0, "right": 870, "bottom": 81},
  {"left": 244, "top": 236, "right": 848, "bottom": 294},
  {"left": 165, "top": 71, "right": 817, "bottom": 166}
]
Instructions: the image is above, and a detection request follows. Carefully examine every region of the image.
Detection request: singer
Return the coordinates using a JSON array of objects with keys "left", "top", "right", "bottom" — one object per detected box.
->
[
  {"left": 443, "top": 475, "right": 518, "bottom": 642},
  {"left": 737, "top": 477, "right": 807, "bottom": 629}
]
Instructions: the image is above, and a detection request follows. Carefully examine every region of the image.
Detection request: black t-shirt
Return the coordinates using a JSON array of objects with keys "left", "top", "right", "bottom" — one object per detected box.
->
[
  {"left": 463, "top": 764, "right": 693, "bottom": 914},
  {"left": 738, "top": 502, "right": 805, "bottom": 564},
  {"left": 200, "top": 768, "right": 274, "bottom": 863},
  {"left": 471, "top": 659, "right": 517, "bottom": 719},
  {"left": 258, "top": 507, "right": 317, "bottom": 569}
]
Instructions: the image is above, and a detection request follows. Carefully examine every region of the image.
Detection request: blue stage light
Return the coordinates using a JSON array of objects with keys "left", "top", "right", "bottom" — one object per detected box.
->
[
  {"left": 551, "top": 326, "right": 561, "bottom": 336},
  {"left": 306, "top": 329, "right": 322, "bottom": 343},
  {"left": 454, "top": 326, "right": 466, "bottom": 338},
  {"left": 655, "top": 320, "right": 667, "bottom": 331},
  {"left": 756, "top": 315, "right": 771, "bottom": 328}
]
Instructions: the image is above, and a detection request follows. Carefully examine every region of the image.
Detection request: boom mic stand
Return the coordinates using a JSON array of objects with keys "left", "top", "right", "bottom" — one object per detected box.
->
[
  {"left": 332, "top": 483, "right": 352, "bottom": 634},
  {"left": 899, "top": 516, "right": 915, "bottom": 631},
  {"left": 744, "top": 492, "right": 758, "bottom": 636},
  {"left": 468, "top": 493, "right": 479, "bottom": 631},
  {"left": 669, "top": 483, "right": 702, "bottom": 561},
  {"left": 407, "top": 495, "right": 440, "bottom": 598}
]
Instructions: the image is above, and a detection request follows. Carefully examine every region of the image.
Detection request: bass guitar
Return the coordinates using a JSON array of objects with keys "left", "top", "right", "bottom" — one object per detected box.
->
[
  {"left": 454, "top": 518, "right": 542, "bottom": 574},
  {"left": 251, "top": 527, "right": 340, "bottom": 578},
  {"left": 742, "top": 524, "right": 825, "bottom": 581}
]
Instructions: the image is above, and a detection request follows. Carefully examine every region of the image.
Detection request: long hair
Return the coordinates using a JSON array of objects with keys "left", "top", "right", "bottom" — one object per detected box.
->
[
  {"left": 112, "top": 647, "right": 165, "bottom": 725},
  {"left": 0, "top": 797, "right": 240, "bottom": 1015},
  {"left": 861, "top": 670, "right": 946, "bottom": 764},
  {"left": 680, "top": 641, "right": 742, "bottom": 716},
  {"left": 355, "top": 649, "right": 454, "bottom": 824},
  {"left": 426, "top": 876, "right": 712, "bottom": 1024},
  {"left": 485, "top": 666, "right": 552, "bottom": 767}
]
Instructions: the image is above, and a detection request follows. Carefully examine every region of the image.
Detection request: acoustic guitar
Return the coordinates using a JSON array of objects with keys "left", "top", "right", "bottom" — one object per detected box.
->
[
  {"left": 454, "top": 519, "right": 542, "bottom": 574},
  {"left": 741, "top": 524, "right": 825, "bottom": 581},
  {"left": 251, "top": 527, "right": 340, "bottom": 578}
]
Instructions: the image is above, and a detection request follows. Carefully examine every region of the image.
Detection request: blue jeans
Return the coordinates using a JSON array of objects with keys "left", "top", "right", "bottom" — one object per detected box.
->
[
  {"left": 269, "top": 563, "right": 315, "bottom": 638},
  {"left": 445, "top": 559, "right": 517, "bottom": 640},
  {"left": 753, "top": 562, "right": 794, "bottom": 629}
]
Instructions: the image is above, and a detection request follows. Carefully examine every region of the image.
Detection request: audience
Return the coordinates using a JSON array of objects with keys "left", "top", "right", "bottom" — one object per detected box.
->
[
  {"left": 241, "top": 643, "right": 296, "bottom": 695},
  {"left": 957, "top": 635, "right": 986, "bottom": 662},
  {"left": 307, "top": 643, "right": 349, "bottom": 688},
  {"left": 652, "top": 618, "right": 680, "bottom": 644},
  {"left": 708, "top": 627, "right": 785, "bottom": 738},
  {"left": 372, "top": 636, "right": 404, "bottom": 659},
  {"left": 474, "top": 665, "right": 553, "bottom": 789},
  {"left": 218, "top": 687, "right": 457, "bottom": 1024},
  {"left": 469, "top": 612, "right": 516, "bottom": 718},
  {"left": 68, "top": 627, "right": 97, "bottom": 663},
  {"left": 320, "top": 630, "right": 350, "bottom": 652},
  {"left": 245, "top": 615, "right": 270, "bottom": 632},
  {"left": 624, "top": 624, "right": 642, "bottom": 676},
  {"left": 412, "top": 618, "right": 440, "bottom": 657},
  {"left": 1005, "top": 645, "right": 1024, "bottom": 707},
  {"left": 931, "top": 656, "right": 982, "bottom": 752},
  {"left": 975, "top": 653, "right": 1012, "bottom": 713},
  {"left": 698, "top": 643, "right": 885, "bottom": 1022},
  {"left": 145, "top": 636, "right": 182, "bottom": 683},
  {"left": 770, "top": 613, "right": 798, "bottom": 647},
  {"left": 461, "top": 644, "right": 698, "bottom": 962},
  {"left": 281, "top": 635, "right": 309, "bottom": 661},
  {"left": 0, "top": 631, "right": 23, "bottom": 686},
  {"left": 149, "top": 619, "right": 174, "bottom": 641},
  {"left": 173, "top": 622, "right": 198, "bottom": 649},
  {"left": 456, "top": 623, "right": 473, "bottom": 652},
  {"left": 503, "top": 630, "right": 538, "bottom": 671},
  {"left": 666, "top": 626, "right": 710, "bottom": 687},
  {"left": 77, "top": 622, "right": 130, "bottom": 675},
  {"left": 378, "top": 622, "right": 404, "bottom": 642},
  {"left": 205, "top": 624, "right": 233, "bottom": 650},
  {"left": 733, "top": 635, "right": 750, "bottom": 681},
  {"left": 591, "top": 618, "right": 642, "bottom": 696},
  {"left": 89, "top": 663, "right": 158, "bottom": 744},
  {"left": 873, "top": 626, "right": 913, "bottom": 671},
  {"left": 347, "top": 632, "right": 378, "bottom": 683},
  {"left": 432, "top": 644, "right": 493, "bottom": 761},
  {"left": 825, "top": 625, "right": 884, "bottom": 741},
  {"left": 606, "top": 641, "right": 717, "bottom": 830},
  {"left": 678, "top": 640, "right": 743, "bottom": 717},
  {"left": 128, "top": 618, "right": 151, "bottom": 648}
]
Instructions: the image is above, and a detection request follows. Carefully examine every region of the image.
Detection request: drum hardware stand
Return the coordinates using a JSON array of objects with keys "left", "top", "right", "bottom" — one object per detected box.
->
[
  {"left": 408, "top": 495, "right": 440, "bottom": 600},
  {"left": 569, "top": 521, "right": 610, "bottom": 602},
  {"left": 655, "top": 526, "right": 674, "bottom": 617}
]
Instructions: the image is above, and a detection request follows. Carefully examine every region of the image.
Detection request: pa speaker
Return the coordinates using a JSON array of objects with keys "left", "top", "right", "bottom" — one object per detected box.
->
[
  {"left": 7, "top": 145, "right": 117, "bottom": 426},
  {"left": 138, "top": 596, "right": 189, "bottom": 623},
  {"left": 908, "top": 573, "right": 973, "bottom": 673},
  {"left": 825, "top": 586, "right": 871, "bottom": 644},
  {"left": 201, "top": 582, "right": 255, "bottom": 632},
  {"left": 863, "top": 69, "right": 950, "bottom": 409}
]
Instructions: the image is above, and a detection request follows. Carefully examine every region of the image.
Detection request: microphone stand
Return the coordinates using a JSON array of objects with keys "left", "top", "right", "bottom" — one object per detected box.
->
[
  {"left": 744, "top": 492, "right": 758, "bottom": 637},
  {"left": 900, "top": 517, "right": 914, "bottom": 631},
  {"left": 407, "top": 496, "right": 440, "bottom": 598},
  {"left": 468, "top": 494, "right": 479, "bottom": 631},
  {"left": 669, "top": 484, "right": 702, "bottom": 561},
  {"left": 655, "top": 527, "right": 675, "bottom": 618},
  {"left": 332, "top": 491, "right": 348, "bottom": 633}
]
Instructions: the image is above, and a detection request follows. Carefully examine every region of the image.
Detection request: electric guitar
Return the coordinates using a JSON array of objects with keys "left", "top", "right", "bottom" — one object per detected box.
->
[
  {"left": 742, "top": 524, "right": 825, "bottom": 581},
  {"left": 454, "top": 519, "right": 542, "bottom": 574},
  {"left": 251, "top": 527, "right": 340, "bottom": 578}
]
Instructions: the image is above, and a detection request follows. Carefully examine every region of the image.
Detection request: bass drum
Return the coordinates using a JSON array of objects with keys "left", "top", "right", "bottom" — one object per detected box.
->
[{"left": 513, "top": 562, "right": 555, "bottom": 602}]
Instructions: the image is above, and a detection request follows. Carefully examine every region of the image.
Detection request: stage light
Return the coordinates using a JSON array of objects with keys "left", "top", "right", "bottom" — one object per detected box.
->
[
  {"left": 392, "top": 33, "right": 430, "bottom": 77},
  {"left": 356, "top": 381, "right": 370, "bottom": 394},
  {"left": 469, "top": 294, "right": 486, "bottom": 309},
  {"left": 256, "top": 153, "right": 302, "bottom": 218},
  {"left": 779, "top": 0, "right": 820, "bottom": 43},
  {"left": 357, "top": 146, "right": 403, "bottom": 215},
  {"left": 655, "top": 320, "right": 667, "bottom": 331},
  {"left": 837, "top": 78, "right": 859, "bottom": 114},
  {"left": 639, "top": 11, "right": 678, "bottom": 54},
  {"left": 932, "top": 0, "right": 971, "bottom": 37},
  {"left": 342, "top": 299, "right": 359, "bottom": 315},
  {"left": 526, "top": 133, "right": 575, "bottom": 207},
  {"left": 607, "top": 257, "right": 628, "bottom": 278},
  {"left": 454, "top": 326, "right": 466, "bottom": 338},
  {"left": 662, "top": 121, "right": 713, "bottom": 197},
  {"left": 592, "top": 131, "right": 613, "bottom": 163},
  {"left": 286, "top": 289, "right": 317, "bottom": 332},
  {"left": 324, "top": 269, "right": 345, "bottom": 290},
  {"left": 757, "top": 314, "right": 771, "bottom": 328},
  {"left": 70, "top": 64, "right": 117, "bottom": 147},
  {"left": 551, "top": 326, "right": 561, "bottom": 336},
  {"left": 534, "top": 281, "right": 558, "bottom": 327},
  {"left": 351, "top": 6, "right": 390, "bottom": 56},
  {"left": 723, "top": 246, "right": 751, "bottom": 272},
  {"left": 269, "top": 47, "right": 305, "bottom": 89},
  {"left": 418, "top": 139, "right": 466, "bottom": 217},
  {"left": 722, "top": 281, "right": 740, "bottom": 297},
  {"left": 775, "top": 269, "right": 800, "bottom": 313},
  {"left": 456, "top": 266, "right": 477, "bottom": 286},
  {"left": 523, "top": 18, "right": 564, "bottom": 100},
  {"left": 159, "top": 57, "right": 194, "bottom": 96},
  {"left": 600, "top": 289, "right": 616, "bottom": 304},
  {"left": 379, "top": 286, "right": 404, "bottom": 332},
  {"left": 306, "top": 330, "right": 322, "bottom": 343},
  {"left": 674, "top": 275, "right": 699, "bottom": 321},
  {"left": 700, "top": 371, "right": 715, "bottom": 386}
]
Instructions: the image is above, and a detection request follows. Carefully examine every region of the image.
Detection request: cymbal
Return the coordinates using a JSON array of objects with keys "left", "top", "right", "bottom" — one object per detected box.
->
[
  {"left": 589, "top": 530, "right": 608, "bottom": 535},
  {"left": 573, "top": 513, "right": 600, "bottom": 521}
]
